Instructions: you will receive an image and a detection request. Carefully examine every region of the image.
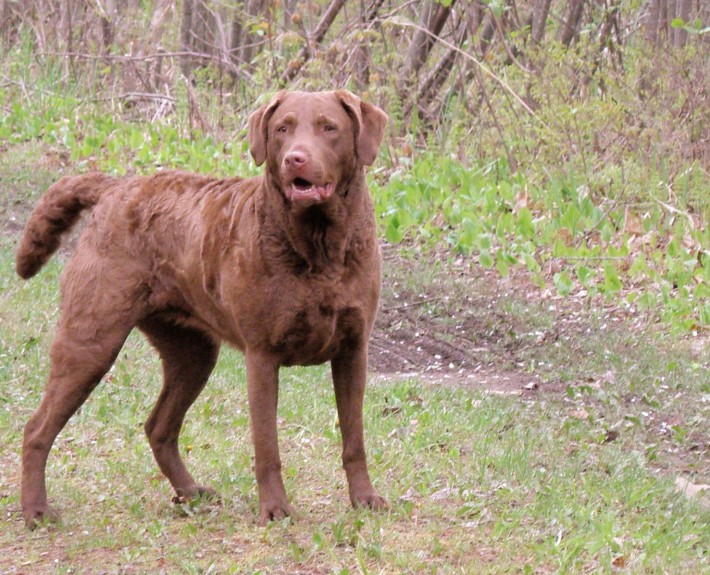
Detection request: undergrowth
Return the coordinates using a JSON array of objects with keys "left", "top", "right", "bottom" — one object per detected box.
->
[{"left": 1, "top": 87, "right": 707, "bottom": 333}]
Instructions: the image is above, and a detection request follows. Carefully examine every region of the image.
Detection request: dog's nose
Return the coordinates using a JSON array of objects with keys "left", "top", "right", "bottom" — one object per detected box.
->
[{"left": 284, "top": 151, "right": 307, "bottom": 168}]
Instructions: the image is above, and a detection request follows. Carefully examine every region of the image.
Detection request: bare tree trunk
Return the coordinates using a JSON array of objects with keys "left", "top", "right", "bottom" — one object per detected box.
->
[
  {"left": 133, "top": 0, "right": 174, "bottom": 91},
  {"left": 703, "top": 0, "right": 710, "bottom": 47},
  {"left": 662, "top": 0, "right": 673, "bottom": 40},
  {"left": 467, "top": 1, "right": 487, "bottom": 38},
  {"left": 231, "top": 0, "right": 267, "bottom": 70},
  {"left": 180, "top": 0, "right": 195, "bottom": 76},
  {"left": 0, "top": 0, "right": 10, "bottom": 46},
  {"left": 479, "top": 11, "right": 496, "bottom": 55},
  {"left": 311, "top": 0, "right": 346, "bottom": 45},
  {"left": 353, "top": 0, "right": 385, "bottom": 91},
  {"left": 658, "top": 0, "right": 669, "bottom": 41},
  {"left": 415, "top": 18, "right": 467, "bottom": 116},
  {"left": 63, "top": 0, "right": 75, "bottom": 78},
  {"left": 192, "top": 0, "right": 215, "bottom": 57},
  {"left": 579, "top": 0, "right": 621, "bottom": 94},
  {"left": 397, "top": 0, "right": 457, "bottom": 99},
  {"left": 283, "top": 0, "right": 347, "bottom": 81},
  {"left": 149, "top": 0, "right": 173, "bottom": 45},
  {"left": 559, "top": 0, "right": 585, "bottom": 47},
  {"left": 96, "top": 0, "right": 117, "bottom": 51},
  {"left": 645, "top": 0, "right": 660, "bottom": 44},
  {"left": 673, "top": 0, "right": 692, "bottom": 46},
  {"left": 531, "top": 0, "right": 552, "bottom": 44}
]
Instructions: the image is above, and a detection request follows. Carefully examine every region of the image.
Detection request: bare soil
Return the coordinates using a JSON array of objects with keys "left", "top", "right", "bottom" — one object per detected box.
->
[{"left": 370, "top": 252, "right": 537, "bottom": 394}]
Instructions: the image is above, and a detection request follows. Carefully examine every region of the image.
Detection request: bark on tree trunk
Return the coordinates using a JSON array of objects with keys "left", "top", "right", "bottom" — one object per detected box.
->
[
  {"left": 311, "top": 0, "right": 346, "bottom": 45},
  {"left": 559, "top": 0, "right": 585, "bottom": 47},
  {"left": 397, "top": 0, "right": 457, "bottom": 98},
  {"left": 662, "top": 0, "right": 674, "bottom": 40},
  {"left": 192, "top": 0, "right": 214, "bottom": 57},
  {"left": 0, "top": 0, "right": 8, "bottom": 45},
  {"left": 98, "top": 0, "right": 117, "bottom": 51},
  {"left": 180, "top": 0, "right": 195, "bottom": 76},
  {"left": 645, "top": 0, "right": 660, "bottom": 44},
  {"left": 353, "top": 0, "right": 384, "bottom": 91},
  {"left": 657, "top": 0, "right": 669, "bottom": 41},
  {"left": 416, "top": 23, "right": 466, "bottom": 115},
  {"left": 673, "top": 0, "right": 692, "bottom": 47},
  {"left": 282, "top": 0, "right": 347, "bottom": 81},
  {"left": 231, "top": 0, "right": 267, "bottom": 70},
  {"left": 479, "top": 11, "right": 496, "bottom": 55},
  {"left": 531, "top": 0, "right": 552, "bottom": 44},
  {"left": 149, "top": 0, "right": 173, "bottom": 45}
]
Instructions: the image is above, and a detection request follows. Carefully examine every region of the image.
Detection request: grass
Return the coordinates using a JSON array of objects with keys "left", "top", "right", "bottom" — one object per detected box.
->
[{"left": 1, "top": 151, "right": 708, "bottom": 574}]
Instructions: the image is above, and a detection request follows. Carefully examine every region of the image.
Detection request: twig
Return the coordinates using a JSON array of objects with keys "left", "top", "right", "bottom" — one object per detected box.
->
[
  {"left": 90, "top": 92, "right": 177, "bottom": 103},
  {"left": 383, "top": 296, "right": 441, "bottom": 313},
  {"left": 385, "top": 17, "right": 553, "bottom": 135},
  {"left": 551, "top": 255, "right": 628, "bottom": 261}
]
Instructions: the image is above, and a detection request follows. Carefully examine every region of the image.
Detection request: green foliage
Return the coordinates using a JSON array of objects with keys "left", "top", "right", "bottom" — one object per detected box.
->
[{"left": 373, "top": 150, "right": 708, "bottom": 330}]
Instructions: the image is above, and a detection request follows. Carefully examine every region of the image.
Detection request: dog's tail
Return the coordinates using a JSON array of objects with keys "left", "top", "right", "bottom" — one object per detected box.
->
[{"left": 16, "top": 173, "right": 116, "bottom": 279}]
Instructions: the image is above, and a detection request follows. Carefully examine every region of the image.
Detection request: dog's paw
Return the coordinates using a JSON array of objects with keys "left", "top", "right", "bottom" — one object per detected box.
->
[
  {"left": 257, "top": 499, "right": 296, "bottom": 526},
  {"left": 351, "top": 491, "right": 389, "bottom": 511},
  {"left": 24, "top": 504, "right": 62, "bottom": 530},
  {"left": 172, "top": 485, "right": 220, "bottom": 505}
]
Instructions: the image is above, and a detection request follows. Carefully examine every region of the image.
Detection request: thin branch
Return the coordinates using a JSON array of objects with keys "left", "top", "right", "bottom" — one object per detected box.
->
[
  {"left": 283, "top": 0, "right": 347, "bottom": 81},
  {"left": 383, "top": 296, "right": 441, "bottom": 313},
  {"left": 385, "top": 16, "right": 553, "bottom": 135},
  {"left": 91, "top": 92, "right": 177, "bottom": 103}
]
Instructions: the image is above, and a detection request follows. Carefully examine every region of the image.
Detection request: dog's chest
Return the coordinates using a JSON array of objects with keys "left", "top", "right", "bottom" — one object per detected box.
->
[{"left": 266, "top": 277, "right": 366, "bottom": 365}]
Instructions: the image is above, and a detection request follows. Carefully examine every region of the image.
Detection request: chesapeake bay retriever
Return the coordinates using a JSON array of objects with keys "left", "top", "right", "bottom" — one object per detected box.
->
[{"left": 15, "top": 89, "right": 388, "bottom": 529}]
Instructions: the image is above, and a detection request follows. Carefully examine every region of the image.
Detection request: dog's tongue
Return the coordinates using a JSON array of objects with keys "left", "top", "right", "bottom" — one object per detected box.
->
[{"left": 286, "top": 181, "right": 334, "bottom": 204}]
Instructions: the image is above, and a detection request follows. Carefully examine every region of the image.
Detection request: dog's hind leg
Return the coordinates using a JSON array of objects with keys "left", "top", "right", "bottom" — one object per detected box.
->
[
  {"left": 21, "top": 250, "right": 150, "bottom": 529},
  {"left": 138, "top": 317, "right": 219, "bottom": 503},
  {"left": 21, "top": 319, "right": 136, "bottom": 529}
]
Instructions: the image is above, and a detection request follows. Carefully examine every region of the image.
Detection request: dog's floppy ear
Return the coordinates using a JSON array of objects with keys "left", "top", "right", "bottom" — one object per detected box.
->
[
  {"left": 248, "top": 91, "right": 287, "bottom": 166},
  {"left": 335, "top": 90, "right": 388, "bottom": 166}
]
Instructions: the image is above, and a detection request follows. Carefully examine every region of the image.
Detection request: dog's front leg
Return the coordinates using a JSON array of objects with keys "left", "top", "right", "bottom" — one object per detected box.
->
[
  {"left": 331, "top": 344, "right": 388, "bottom": 512},
  {"left": 245, "top": 349, "right": 294, "bottom": 525}
]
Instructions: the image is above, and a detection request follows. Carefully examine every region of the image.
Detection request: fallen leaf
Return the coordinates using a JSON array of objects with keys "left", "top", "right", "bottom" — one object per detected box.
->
[
  {"left": 675, "top": 477, "right": 710, "bottom": 509},
  {"left": 514, "top": 189, "right": 529, "bottom": 213},
  {"left": 431, "top": 487, "right": 457, "bottom": 501},
  {"left": 624, "top": 207, "right": 643, "bottom": 235}
]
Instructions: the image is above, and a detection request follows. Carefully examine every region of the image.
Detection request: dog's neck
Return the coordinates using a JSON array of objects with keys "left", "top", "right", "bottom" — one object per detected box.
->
[{"left": 259, "top": 171, "right": 372, "bottom": 274}]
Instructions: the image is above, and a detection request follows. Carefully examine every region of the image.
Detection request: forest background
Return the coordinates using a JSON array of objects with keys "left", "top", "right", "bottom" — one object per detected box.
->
[{"left": 0, "top": 1, "right": 708, "bottom": 574}]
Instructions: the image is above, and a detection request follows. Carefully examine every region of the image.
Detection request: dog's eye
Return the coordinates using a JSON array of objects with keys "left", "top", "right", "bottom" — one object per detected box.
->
[
  {"left": 323, "top": 125, "right": 337, "bottom": 133},
  {"left": 276, "top": 125, "right": 288, "bottom": 133}
]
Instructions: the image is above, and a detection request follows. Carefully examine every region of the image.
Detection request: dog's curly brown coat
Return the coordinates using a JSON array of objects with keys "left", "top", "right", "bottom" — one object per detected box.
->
[{"left": 16, "top": 90, "right": 388, "bottom": 529}]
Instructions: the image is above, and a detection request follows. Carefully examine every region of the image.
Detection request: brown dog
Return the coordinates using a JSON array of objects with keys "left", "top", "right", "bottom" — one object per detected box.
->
[{"left": 15, "top": 90, "right": 388, "bottom": 529}]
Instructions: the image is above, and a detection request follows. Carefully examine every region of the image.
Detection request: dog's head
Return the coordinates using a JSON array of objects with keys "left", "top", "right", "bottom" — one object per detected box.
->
[{"left": 248, "top": 90, "right": 387, "bottom": 207}]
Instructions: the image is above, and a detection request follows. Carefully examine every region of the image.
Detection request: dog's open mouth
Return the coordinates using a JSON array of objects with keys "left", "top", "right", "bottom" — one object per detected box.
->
[{"left": 285, "top": 178, "right": 335, "bottom": 204}]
